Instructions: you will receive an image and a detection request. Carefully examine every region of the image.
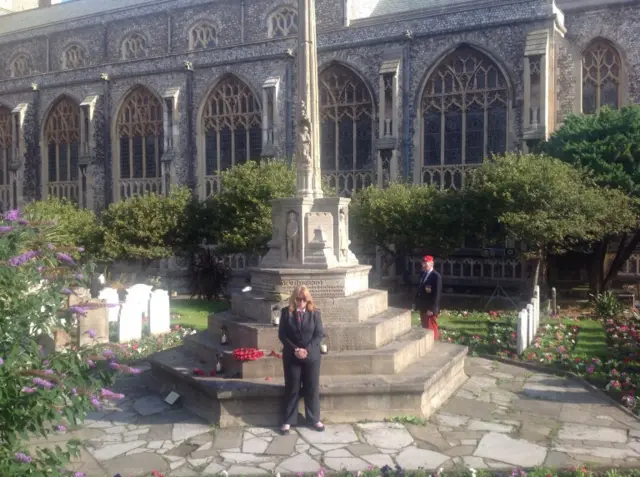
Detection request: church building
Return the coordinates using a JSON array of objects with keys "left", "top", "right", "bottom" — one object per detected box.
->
[{"left": 0, "top": 0, "right": 637, "bottom": 289}]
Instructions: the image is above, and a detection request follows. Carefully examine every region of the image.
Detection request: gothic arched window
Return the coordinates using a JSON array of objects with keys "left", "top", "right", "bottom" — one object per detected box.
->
[
  {"left": 319, "top": 64, "right": 374, "bottom": 196},
  {"left": 62, "top": 44, "right": 86, "bottom": 70},
  {"left": 582, "top": 39, "right": 622, "bottom": 114},
  {"left": 267, "top": 6, "right": 298, "bottom": 38},
  {"left": 0, "top": 106, "right": 12, "bottom": 210},
  {"left": 44, "top": 97, "right": 81, "bottom": 202},
  {"left": 116, "top": 87, "right": 163, "bottom": 199},
  {"left": 10, "top": 54, "right": 32, "bottom": 78},
  {"left": 121, "top": 33, "right": 148, "bottom": 60},
  {"left": 189, "top": 22, "right": 217, "bottom": 50},
  {"left": 421, "top": 47, "right": 508, "bottom": 188},
  {"left": 202, "top": 75, "right": 262, "bottom": 197}
]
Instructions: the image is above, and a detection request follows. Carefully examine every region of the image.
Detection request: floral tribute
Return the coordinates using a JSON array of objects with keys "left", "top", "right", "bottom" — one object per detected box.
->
[
  {"left": 0, "top": 209, "right": 140, "bottom": 476},
  {"left": 232, "top": 347, "right": 265, "bottom": 361}
]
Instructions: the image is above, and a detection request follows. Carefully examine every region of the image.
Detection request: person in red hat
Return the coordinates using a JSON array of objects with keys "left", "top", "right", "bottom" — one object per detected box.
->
[{"left": 414, "top": 255, "right": 442, "bottom": 340}]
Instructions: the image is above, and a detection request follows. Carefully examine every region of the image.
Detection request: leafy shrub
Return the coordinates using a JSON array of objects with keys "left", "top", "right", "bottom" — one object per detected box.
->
[
  {"left": 591, "top": 291, "right": 624, "bottom": 319},
  {"left": 23, "top": 198, "right": 103, "bottom": 261},
  {"left": 186, "top": 247, "right": 232, "bottom": 300},
  {"left": 101, "top": 187, "right": 193, "bottom": 265},
  {"left": 207, "top": 159, "right": 296, "bottom": 254},
  {"left": 0, "top": 209, "right": 137, "bottom": 476}
]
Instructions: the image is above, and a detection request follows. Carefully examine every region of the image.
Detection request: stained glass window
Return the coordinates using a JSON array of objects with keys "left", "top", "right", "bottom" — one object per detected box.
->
[{"left": 582, "top": 39, "right": 621, "bottom": 114}]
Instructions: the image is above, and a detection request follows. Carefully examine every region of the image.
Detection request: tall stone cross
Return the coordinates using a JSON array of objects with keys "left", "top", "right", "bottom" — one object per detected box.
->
[{"left": 295, "top": 0, "right": 323, "bottom": 199}]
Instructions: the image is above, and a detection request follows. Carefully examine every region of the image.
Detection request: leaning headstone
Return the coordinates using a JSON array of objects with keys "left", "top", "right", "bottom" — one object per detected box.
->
[
  {"left": 78, "top": 299, "right": 109, "bottom": 346},
  {"left": 149, "top": 289, "right": 170, "bottom": 335},
  {"left": 527, "top": 303, "right": 535, "bottom": 346},
  {"left": 118, "top": 299, "right": 142, "bottom": 342},
  {"left": 517, "top": 309, "right": 528, "bottom": 355},
  {"left": 98, "top": 287, "right": 120, "bottom": 323}
]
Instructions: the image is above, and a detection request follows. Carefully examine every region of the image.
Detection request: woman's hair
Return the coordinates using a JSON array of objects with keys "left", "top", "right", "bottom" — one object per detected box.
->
[{"left": 288, "top": 285, "right": 315, "bottom": 312}]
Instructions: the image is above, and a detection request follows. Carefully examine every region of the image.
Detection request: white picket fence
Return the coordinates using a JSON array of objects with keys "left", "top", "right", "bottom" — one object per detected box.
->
[
  {"left": 98, "top": 284, "right": 171, "bottom": 342},
  {"left": 516, "top": 285, "right": 541, "bottom": 355}
]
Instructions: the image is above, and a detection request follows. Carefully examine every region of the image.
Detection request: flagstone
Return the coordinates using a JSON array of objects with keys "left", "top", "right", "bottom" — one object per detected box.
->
[
  {"left": 133, "top": 395, "right": 172, "bottom": 416},
  {"left": 324, "top": 456, "right": 369, "bottom": 471},
  {"left": 362, "top": 453, "right": 395, "bottom": 468},
  {"left": 558, "top": 424, "right": 627, "bottom": 443},
  {"left": 201, "top": 462, "right": 224, "bottom": 476},
  {"left": 276, "top": 453, "right": 322, "bottom": 473},
  {"left": 172, "top": 420, "right": 212, "bottom": 441},
  {"left": 359, "top": 423, "right": 414, "bottom": 449},
  {"left": 474, "top": 432, "right": 546, "bottom": 467},
  {"left": 297, "top": 424, "right": 358, "bottom": 444},
  {"left": 89, "top": 440, "right": 147, "bottom": 460},
  {"left": 395, "top": 447, "right": 450, "bottom": 469},
  {"left": 227, "top": 465, "right": 269, "bottom": 475}
]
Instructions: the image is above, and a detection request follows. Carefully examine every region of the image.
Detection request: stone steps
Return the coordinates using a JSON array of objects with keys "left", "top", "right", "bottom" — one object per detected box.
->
[
  {"left": 204, "top": 306, "right": 412, "bottom": 352},
  {"left": 184, "top": 325, "right": 432, "bottom": 378},
  {"left": 229, "top": 288, "right": 389, "bottom": 324},
  {"left": 148, "top": 341, "right": 468, "bottom": 427}
]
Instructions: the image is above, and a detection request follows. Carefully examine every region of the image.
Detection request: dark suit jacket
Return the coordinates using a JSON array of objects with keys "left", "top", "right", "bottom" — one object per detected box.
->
[
  {"left": 414, "top": 269, "right": 442, "bottom": 314},
  {"left": 278, "top": 307, "right": 325, "bottom": 362}
]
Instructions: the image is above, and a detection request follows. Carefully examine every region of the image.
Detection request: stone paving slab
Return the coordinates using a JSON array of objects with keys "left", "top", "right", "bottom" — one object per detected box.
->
[{"left": 29, "top": 357, "right": 640, "bottom": 476}]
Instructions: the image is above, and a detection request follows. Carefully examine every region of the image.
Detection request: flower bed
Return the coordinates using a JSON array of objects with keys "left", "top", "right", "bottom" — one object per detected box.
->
[{"left": 438, "top": 310, "right": 518, "bottom": 357}]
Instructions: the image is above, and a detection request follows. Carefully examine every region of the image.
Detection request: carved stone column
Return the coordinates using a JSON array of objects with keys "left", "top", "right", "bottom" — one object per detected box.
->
[
  {"left": 376, "top": 55, "right": 400, "bottom": 187},
  {"left": 261, "top": 76, "right": 280, "bottom": 159},
  {"left": 161, "top": 86, "right": 181, "bottom": 195},
  {"left": 10, "top": 103, "right": 30, "bottom": 210},
  {"left": 79, "top": 95, "right": 99, "bottom": 210}
]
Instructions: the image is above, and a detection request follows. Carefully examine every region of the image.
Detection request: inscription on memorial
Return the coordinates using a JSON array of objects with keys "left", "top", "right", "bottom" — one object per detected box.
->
[{"left": 305, "top": 212, "right": 334, "bottom": 248}]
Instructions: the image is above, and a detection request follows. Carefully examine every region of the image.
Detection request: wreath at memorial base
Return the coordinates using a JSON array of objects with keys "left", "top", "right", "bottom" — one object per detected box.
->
[{"left": 232, "top": 348, "right": 265, "bottom": 361}]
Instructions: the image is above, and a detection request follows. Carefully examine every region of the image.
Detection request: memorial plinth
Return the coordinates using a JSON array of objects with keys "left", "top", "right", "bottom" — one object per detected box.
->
[{"left": 148, "top": 0, "right": 468, "bottom": 426}]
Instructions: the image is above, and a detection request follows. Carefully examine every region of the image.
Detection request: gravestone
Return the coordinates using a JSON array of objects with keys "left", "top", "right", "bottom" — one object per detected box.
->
[
  {"left": 77, "top": 299, "right": 109, "bottom": 346},
  {"left": 98, "top": 287, "right": 120, "bottom": 323},
  {"left": 118, "top": 299, "right": 142, "bottom": 342},
  {"left": 149, "top": 289, "right": 170, "bottom": 335},
  {"left": 517, "top": 309, "right": 528, "bottom": 354},
  {"left": 527, "top": 303, "right": 534, "bottom": 345}
]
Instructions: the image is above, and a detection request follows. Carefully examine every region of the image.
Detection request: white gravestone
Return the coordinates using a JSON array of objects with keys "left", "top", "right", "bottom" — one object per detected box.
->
[
  {"left": 527, "top": 303, "right": 535, "bottom": 347},
  {"left": 118, "top": 300, "right": 142, "bottom": 342},
  {"left": 149, "top": 289, "right": 170, "bottom": 335},
  {"left": 517, "top": 309, "right": 528, "bottom": 355},
  {"left": 126, "top": 284, "right": 153, "bottom": 324},
  {"left": 533, "top": 285, "right": 540, "bottom": 330},
  {"left": 98, "top": 287, "right": 120, "bottom": 323}
]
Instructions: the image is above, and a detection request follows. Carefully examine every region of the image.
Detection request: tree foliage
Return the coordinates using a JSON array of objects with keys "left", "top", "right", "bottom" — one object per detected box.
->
[
  {"left": 539, "top": 105, "right": 640, "bottom": 290},
  {"left": 206, "top": 160, "right": 296, "bottom": 254},
  {"left": 350, "top": 183, "right": 468, "bottom": 260},
  {"left": 100, "top": 187, "right": 193, "bottom": 264},
  {"left": 23, "top": 198, "right": 102, "bottom": 261},
  {"left": 466, "top": 153, "right": 637, "bottom": 258}
]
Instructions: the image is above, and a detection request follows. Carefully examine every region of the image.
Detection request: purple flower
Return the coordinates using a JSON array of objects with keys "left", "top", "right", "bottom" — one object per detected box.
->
[
  {"left": 75, "top": 473, "right": 86, "bottom": 477},
  {"left": 106, "top": 303, "right": 119, "bottom": 308},
  {"left": 71, "top": 388, "right": 77, "bottom": 395},
  {"left": 4, "top": 209, "right": 20, "bottom": 221},
  {"left": 43, "top": 369, "right": 54, "bottom": 375},
  {"left": 100, "top": 388, "right": 125, "bottom": 400},
  {"left": 103, "top": 349, "right": 114, "bottom": 358},
  {"left": 47, "top": 243, "right": 55, "bottom": 250},
  {"left": 33, "top": 377, "right": 54, "bottom": 389},
  {"left": 75, "top": 273, "right": 84, "bottom": 280},
  {"left": 56, "top": 252, "right": 75, "bottom": 265},
  {"left": 109, "top": 362, "right": 121, "bottom": 370},
  {"left": 78, "top": 247, "right": 85, "bottom": 252},
  {"left": 22, "top": 387, "right": 37, "bottom": 393},
  {"left": 86, "top": 329, "right": 96, "bottom": 338},
  {"left": 8, "top": 250, "right": 39, "bottom": 267},
  {"left": 0, "top": 357, "right": 3, "bottom": 366},
  {"left": 17, "top": 219, "right": 29, "bottom": 225},
  {"left": 70, "top": 305, "right": 88, "bottom": 316},
  {"left": 0, "top": 225, "right": 13, "bottom": 233},
  {"left": 55, "top": 425, "right": 67, "bottom": 432},
  {"left": 37, "top": 265, "right": 45, "bottom": 272},
  {"left": 14, "top": 452, "right": 32, "bottom": 463},
  {"left": 87, "top": 360, "right": 95, "bottom": 368},
  {"left": 43, "top": 360, "right": 49, "bottom": 366},
  {"left": 62, "top": 288, "right": 73, "bottom": 295},
  {"left": 90, "top": 396, "right": 102, "bottom": 409}
]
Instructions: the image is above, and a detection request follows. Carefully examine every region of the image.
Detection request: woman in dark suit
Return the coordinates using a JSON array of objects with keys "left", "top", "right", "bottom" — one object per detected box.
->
[{"left": 278, "top": 285, "right": 325, "bottom": 435}]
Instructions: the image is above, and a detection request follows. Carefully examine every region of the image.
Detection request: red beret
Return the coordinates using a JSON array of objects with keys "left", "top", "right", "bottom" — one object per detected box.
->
[{"left": 423, "top": 255, "right": 434, "bottom": 262}]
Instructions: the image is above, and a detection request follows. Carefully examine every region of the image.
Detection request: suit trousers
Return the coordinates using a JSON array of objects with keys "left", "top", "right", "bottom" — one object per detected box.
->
[
  {"left": 282, "top": 355, "right": 321, "bottom": 425},
  {"left": 420, "top": 310, "right": 439, "bottom": 341}
]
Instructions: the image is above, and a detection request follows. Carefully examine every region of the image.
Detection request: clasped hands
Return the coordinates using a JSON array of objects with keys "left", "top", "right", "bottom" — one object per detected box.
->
[{"left": 294, "top": 348, "right": 308, "bottom": 359}]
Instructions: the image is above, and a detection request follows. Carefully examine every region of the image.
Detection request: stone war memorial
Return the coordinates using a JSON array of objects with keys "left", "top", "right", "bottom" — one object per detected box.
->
[{"left": 149, "top": 0, "right": 468, "bottom": 427}]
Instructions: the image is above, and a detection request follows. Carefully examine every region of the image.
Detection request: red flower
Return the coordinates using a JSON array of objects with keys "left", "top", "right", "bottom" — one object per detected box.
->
[
  {"left": 192, "top": 368, "right": 205, "bottom": 376},
  {"left": 152, "top": 471, "right": 166, "bottom": 477},
  {"left": 132, "top": 344, "right": 138, "bottom": 351},
  {"left": 209, "top": 370, "right": 217, "bottom": 377},
  {"left": 232, "top": 348, "right": 265, "bottom": 361},
  {"left": 265, "top": 377, "right": 272, "bottom": 381}
]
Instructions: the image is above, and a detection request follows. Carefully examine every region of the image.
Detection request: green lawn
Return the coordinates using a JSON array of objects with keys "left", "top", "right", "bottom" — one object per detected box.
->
[
  {"left": 170, "top": 298, "right": 230, "bottom": 330},
  {"left": 568, "top": 318, "right": 609, "bottom": 359}
]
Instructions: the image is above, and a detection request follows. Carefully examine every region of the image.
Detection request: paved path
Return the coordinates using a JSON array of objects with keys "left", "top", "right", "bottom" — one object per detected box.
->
[{"left": 30, "top": 358, "right": 640, "bottom": 476}]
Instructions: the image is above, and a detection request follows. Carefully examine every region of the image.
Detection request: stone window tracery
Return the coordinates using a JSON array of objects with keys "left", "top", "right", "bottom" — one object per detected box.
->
[
  {"left": 10, "top": 54, "right": 32, "bottom": 78},
  {"left": 121, "top": 33, "right": 148, "bottom": 60},
  {"left": 189, "top": 21, "right": 217, "bottom": 50},
  {"left": 44, "top": 97, "right": 81, "bottom": 202},
  {"left": 582, "top": 39, "right": 621, "bottom": 114},
  {"left": 267, "top": 6, "right": 298, "bottom": 38},
  {"left": 421, "top": 47, "right": 508, "bottom": 189},
  {"left": 62, "top": 44, "right": 86, "bottom": 70},
  {"left": 117, "top": 87, "right": 164, "bottom": 198},
  {"left": 320, "top": 64, "right": 374, "bottom": 196},
  {"left": 0, "top": 106, "right": 12, "bottom": 209},
  {"left": 202, "top": 75, "right": 262, "bottom": 197}
]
